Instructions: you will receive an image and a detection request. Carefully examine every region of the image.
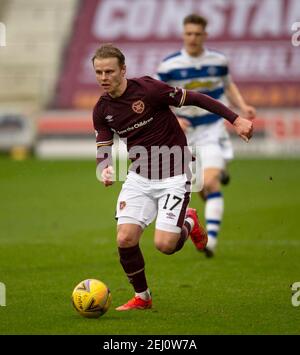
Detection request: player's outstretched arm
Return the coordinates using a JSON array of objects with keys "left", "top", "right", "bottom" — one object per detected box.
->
[
  {"left": 225, "top": 82, "right": 256, "bottom": 119},
  {"left": 183, "top": 90, "right": 253, "bottom": 141}
]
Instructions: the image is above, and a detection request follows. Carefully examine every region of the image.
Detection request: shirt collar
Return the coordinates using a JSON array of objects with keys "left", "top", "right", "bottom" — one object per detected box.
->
[{"left": 181, "top": 47, "right": 207, "bottom": 61}]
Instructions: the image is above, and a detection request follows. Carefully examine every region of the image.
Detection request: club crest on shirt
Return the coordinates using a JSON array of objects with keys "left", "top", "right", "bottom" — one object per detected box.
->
[
  {"left": 119, "top": 201, "right": 126, "bottom": 210},
  {"left": 208, "top": 66, "right": 217, "bottom": 76},
  {"left": 132, "top": 100, "right": 145, "bottom": 114},
  {"left": 180, "top": 70, "right": 188, "bottom": 77}
]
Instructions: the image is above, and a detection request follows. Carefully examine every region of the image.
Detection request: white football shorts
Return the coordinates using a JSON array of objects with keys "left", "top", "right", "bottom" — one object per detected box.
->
[
  {"left": 186, "top": 119, "right": 234, "bottom": 170},
  {"left": 116, "top": 171, "right": 191, "bottom": 233}
]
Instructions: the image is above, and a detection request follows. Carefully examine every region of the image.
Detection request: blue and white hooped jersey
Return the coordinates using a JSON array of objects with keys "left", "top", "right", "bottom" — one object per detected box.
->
[{"left": 156, "top": 48, "right": 232, "bottom": 127}]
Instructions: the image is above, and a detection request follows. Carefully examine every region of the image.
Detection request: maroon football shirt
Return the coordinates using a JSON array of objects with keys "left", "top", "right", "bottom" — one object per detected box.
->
[{"left": 93, "top": 76, "right": 191, "bottom": 179}]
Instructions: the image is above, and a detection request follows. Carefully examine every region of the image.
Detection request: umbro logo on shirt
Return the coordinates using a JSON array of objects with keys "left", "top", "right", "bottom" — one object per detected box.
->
[
  {"left": 166, "top": 212, "right": 176, "bottom": 220},
  {"left": 105, "top": 115, "right": 114, "bottom": 122}
]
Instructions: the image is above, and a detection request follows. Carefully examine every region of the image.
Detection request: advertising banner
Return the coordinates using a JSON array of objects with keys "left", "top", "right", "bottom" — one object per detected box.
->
[
  {"left": 36, "top": 109, "right": 300, "bottom": 158},
  {"left": 56, "top": 0, "right": 300, "bottom": 109}
]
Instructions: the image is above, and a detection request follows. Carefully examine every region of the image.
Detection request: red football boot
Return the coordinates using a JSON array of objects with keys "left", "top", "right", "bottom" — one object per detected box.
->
[
  {"left": 186, "top": 208, "right": 208, "bottom": 251},
  {"left": 115, "top": 296, "right": 152, "bottom": 311}
]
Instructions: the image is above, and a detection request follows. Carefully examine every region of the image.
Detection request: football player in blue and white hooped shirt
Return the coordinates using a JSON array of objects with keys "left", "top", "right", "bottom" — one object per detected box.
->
[{"left": 156, "top": 14, "right": 256, "bottom": 257}]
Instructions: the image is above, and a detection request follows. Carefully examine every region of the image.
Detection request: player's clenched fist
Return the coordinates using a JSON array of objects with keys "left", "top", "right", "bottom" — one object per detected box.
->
[
  {"left": 101, "top": 166, "right": 114, "bottom": 186},
  {"left": 233, "top": 116, "right": 254, "bottom": 142}
]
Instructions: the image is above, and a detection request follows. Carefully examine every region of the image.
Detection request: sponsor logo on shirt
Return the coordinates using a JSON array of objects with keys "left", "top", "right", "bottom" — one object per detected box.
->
[
  {"left": 117, "top": 117, "right": 154, "bottom": 135},
  {"left": 185, "top": 81, "right": 214, "bottom": 90},
  {"left": 132, "top": 100, "right": 145, "bottom": 114}
]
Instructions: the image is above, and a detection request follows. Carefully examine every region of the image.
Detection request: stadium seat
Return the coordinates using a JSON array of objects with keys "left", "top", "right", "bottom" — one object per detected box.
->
[{"left": 0, "top": 0, "right": 79, "bottom": 109}]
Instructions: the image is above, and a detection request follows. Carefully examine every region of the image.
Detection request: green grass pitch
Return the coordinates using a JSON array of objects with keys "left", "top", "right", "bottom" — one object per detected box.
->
[{"left": 0, "top": 157, "right": 299, "bottom": 335}]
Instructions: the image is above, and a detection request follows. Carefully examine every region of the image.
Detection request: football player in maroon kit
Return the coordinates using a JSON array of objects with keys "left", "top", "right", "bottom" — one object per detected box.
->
[{"left": 92, "top": 44, "right": 253, "bottom": 311}]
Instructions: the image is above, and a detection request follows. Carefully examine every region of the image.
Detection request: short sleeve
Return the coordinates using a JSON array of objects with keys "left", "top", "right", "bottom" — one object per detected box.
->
[
  {"left": 143, "top": 76, "right": 186, "bottom": 108},
  {"left": 93, "top": 104, "right": 113, "bottom": 148}
]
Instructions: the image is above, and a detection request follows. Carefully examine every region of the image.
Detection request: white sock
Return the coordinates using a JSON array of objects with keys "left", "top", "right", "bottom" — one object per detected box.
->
[
  {"left": 205, "top": 192, "right": 224, "bottom": 250},
  {"left": 206, "top": 235, "right": 218, "bottom": 250},
  {"left": 135, "top": 288, "right": 151, "bottom": 301},
  {"left": 185, "top": 217, "right": 195, "bottom": 231}
]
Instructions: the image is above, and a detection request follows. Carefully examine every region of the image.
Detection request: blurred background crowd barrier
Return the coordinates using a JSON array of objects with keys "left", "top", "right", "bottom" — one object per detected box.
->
[{"left": 0, "top": 0, "right": 299, "bottom": 159}]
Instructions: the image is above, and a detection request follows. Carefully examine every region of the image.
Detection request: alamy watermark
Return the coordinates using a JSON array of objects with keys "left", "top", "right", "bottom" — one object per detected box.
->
[
  {"left": 0, "top": 282, "right": 6, "bottom": 306},
  {"left": 291, "top": 22, "right": 300, "bottom": 47},
  {"left": 291, "top": 282, "right": 300, "bottom": 307},
  {"left": 0, "top": 22, "right": 6, "bottom": 47},
  {"left": 96, "top": 142, "right": 204, "bottom": 192}
]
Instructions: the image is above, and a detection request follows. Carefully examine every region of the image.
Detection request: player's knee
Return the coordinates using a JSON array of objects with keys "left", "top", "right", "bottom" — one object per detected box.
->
[
  {"left": 117, "top": 230, "right": 136, "bottom": 248},
  {"left": 204, "top": 176, "right": 220, "bottom": 193},
  {"left": 154, "top": 240, "right": 175, "bottom": 255}
]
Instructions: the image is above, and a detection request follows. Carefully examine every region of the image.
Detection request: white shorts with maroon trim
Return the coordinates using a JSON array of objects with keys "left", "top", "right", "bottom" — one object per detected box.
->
[
  {"left": 116, "top": 171, "right": 190, "bottom": 233},
  {"left": 187, "top": 119, "right": 234, "bottom": 170}
]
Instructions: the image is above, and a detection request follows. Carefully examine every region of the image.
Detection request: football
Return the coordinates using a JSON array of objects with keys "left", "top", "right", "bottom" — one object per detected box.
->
[{"left": 72, "top": 279, "right": 112, "bottom": 318}]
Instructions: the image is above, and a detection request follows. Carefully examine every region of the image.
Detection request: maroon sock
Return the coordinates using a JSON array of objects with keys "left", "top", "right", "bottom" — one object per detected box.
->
[
  {"left": 174, "top": 220, "right": 192, "bottom": 252},
  {"left": 118, "top": 244, "right": 148, "bottom": 293}
]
